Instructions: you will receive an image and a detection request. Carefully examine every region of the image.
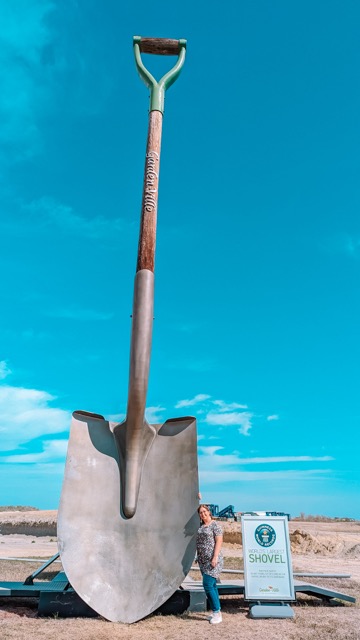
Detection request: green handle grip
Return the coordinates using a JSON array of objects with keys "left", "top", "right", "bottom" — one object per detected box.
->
[{"left": 133, "top": 36, "right": 187, "bottom": 113}]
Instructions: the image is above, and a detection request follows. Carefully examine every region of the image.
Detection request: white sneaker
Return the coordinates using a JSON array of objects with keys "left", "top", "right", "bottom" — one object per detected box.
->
[
  {"left": 207, "top": 612, "right": 213, "bottom": 621},
  {"left": 210, "top": 612, "right": 222, "bottom": 624}
]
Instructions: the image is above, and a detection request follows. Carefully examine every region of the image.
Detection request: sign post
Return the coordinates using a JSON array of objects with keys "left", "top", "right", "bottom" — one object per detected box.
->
[{"left": 242, "top": 515, "right": 295, "bottom": 618}]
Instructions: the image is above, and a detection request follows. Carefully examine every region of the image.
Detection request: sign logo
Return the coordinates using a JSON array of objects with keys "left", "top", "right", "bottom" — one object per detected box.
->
[{"left": 254, "top": 524, "right": 276, "bottom": 547}]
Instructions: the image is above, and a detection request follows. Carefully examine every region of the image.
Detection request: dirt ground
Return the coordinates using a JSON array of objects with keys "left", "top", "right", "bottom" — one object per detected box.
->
[{"left": 0, "top": 512, "right": 359, "bottom": 639}]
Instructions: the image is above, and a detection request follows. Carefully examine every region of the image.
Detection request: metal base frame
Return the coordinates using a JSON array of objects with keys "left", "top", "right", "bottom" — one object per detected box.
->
[{"left": 0, "top": 555, "right": 356, "bottom": 618}]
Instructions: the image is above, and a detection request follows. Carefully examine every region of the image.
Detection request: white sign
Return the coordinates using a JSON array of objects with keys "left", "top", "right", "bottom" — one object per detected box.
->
[{"left": 242, "top": 515, "right": 295, "bottom": 601}]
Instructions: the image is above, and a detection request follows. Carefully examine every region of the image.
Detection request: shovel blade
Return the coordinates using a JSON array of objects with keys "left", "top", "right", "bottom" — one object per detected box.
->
[{"left": 57, "top": 412, "right": 199, "bottom": 623}]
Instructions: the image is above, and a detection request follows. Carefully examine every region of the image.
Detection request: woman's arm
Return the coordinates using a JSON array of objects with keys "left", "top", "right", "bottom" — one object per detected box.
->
[{"left": 211, "top": 534, "right": 223, "bottom": 567}]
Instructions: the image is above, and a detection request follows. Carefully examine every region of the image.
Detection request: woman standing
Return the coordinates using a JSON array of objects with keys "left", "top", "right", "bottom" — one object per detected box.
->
[{"left": 196, "top": 504, "right": 224, "bottom": 624}]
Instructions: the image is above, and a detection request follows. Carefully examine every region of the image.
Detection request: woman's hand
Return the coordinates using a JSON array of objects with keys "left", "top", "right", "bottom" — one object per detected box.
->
[{"left": 211, "top": 556, "right": 218, "bottom": 568}]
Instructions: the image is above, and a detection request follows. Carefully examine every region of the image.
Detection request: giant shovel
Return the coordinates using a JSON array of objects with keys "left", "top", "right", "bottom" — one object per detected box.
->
[{"left": 57, "top": 36, "right": 199, "bottom": 624}]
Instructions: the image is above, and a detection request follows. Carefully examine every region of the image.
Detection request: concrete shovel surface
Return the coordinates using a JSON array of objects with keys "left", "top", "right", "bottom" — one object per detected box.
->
[{"left": 57, "top": 411, "right": 199, "bottom": 623}]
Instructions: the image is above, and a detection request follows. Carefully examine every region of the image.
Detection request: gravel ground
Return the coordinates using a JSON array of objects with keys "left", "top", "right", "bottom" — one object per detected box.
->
[{"left": 0, "top": 515, "right": 359, "bottom": 639}]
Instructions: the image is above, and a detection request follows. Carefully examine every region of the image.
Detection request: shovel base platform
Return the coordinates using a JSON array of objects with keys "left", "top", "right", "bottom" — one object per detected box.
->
[{"left": 0, "top": 572, "right": 355, "bottom": 617}]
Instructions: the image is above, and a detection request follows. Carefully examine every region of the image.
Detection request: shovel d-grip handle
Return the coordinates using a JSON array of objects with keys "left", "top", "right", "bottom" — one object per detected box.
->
[
  {"left": 133, "top": 35, "right": 186, "bottom": 113},
  {"left": 138, "top": 37, "right": 183, "bottom": 55}
]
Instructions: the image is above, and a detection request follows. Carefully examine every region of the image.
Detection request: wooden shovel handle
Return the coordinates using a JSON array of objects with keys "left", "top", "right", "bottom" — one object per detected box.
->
[
  {"left": 136, "top": 111, "right": 163, "bottom": 272},
  {"left": 139, "top": 37, "right": 182, "bottom": 56}
]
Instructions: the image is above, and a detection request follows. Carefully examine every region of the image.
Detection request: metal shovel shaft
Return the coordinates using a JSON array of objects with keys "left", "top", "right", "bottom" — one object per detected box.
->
[{"left": 123, "top": 111, "right": 162, "bottom": 518}]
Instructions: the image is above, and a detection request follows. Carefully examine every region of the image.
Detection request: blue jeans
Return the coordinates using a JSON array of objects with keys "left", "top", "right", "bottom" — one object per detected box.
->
[{"left": 202, "top": 573, "right": 221, "bottom": 612}]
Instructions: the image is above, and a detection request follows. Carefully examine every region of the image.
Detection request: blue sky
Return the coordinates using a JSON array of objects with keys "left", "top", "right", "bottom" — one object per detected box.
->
[{"left": 0, "top": 0, "right": 359, "bottom": 518}]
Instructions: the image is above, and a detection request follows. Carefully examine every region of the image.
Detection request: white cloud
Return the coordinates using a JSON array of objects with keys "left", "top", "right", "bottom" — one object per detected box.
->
[
  {"left": 218, "top": 455, "right": 333, "bottom": 465},
  {"left": 198, "top": 447, "right": 334, "bottom": 484},
  {"left": 212, "top": 399, "right": 248, "bottom": 411},
  {"left": 26, "top": 197, "right": 125, "bottom": 241},
  {"left": 3, "top": 439, "right": 68, "bottom": 463},
  {"left": 0, "top": 1, "right": 54, "bottom": 61},
  {"left": 175, "top": 395, "right": 254, "bottom": 435},
  {"left": 200, "top": 468, "right": 331, "bottom": 484},
  {"left": 108, "top": 412, "right": 125, "bottom": 423},
  {"left": 175, "top": 394, "right": 211, "bottom": 409},
  {"left": 0, "top": 196, "right": 129, "bottom": 247},
  {"left": 0, "top": 360, "right": 12, "bottom": 380},
  {"left": 0, "top": 0, "right": 55, "bottom": 164},
  {"left": 267, "top": 414, "right": 279, "bottom": 421},
  {"left": 145, "top": 406, "right": 166, "bottom": 423},
  {"left": 198, "top": 446, "right": 224, "bottom": 456},
  {"left": 205, "top": 410, "right": 254, "bottom": 436},
  {"left": 0, "top": 384, "right": 70, "bottom": 450},
  {"left": 198, "top": 448, "right": 334, "bottom": 467},
  {"left": 0, "top": 2, "right": 113, "bottom": 169},
  {"left": 108, "top": 406, "right": 166, "bottom": 424}
]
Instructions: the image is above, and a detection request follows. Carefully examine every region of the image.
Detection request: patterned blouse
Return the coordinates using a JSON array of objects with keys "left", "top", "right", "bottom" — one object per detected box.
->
[{"left": 196, "top": 520, "right": 224, "bottom": 578}]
